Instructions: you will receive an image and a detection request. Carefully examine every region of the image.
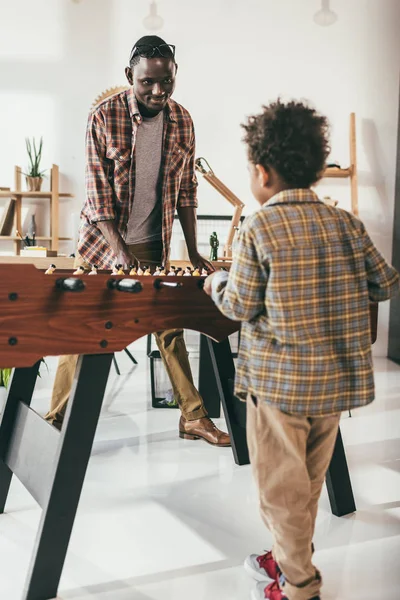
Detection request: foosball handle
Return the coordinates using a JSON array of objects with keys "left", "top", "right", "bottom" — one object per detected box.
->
[
  {"left": 107, "top": 278, "right": 143, "bottom": 293},
  {"left": 153, "top": 279, "right": 182, "bottom": 289},
  {"left": 55, "top": 278, "right": 86, "bottom": 292}
]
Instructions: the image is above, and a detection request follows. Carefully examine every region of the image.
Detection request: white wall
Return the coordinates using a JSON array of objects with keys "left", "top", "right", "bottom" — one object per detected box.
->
[{"left": 0, "top": 0, "right": 399, "bottom": 355}]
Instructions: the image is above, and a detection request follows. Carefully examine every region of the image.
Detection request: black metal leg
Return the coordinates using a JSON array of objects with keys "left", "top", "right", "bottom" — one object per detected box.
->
[
  {"left": 205, "top": 337, "right": 249, "bottom": 465},
  {"left": 199, "top": 334, "right": 221, "bottom": 418},
  {"left": 113, "top": 354, "right": 121, "bottom": 376},
  {"left": 0, "top": 362, "right": 41, "bottom": 514},
  {"left": 325, "top": 427, "right": 356, "bottom": 517},
  {"left": 22, "top": 353, "right": 113, "bottom": 600},
  {"left": 124, "top": 347, "right": 138, "bottom": 365}
]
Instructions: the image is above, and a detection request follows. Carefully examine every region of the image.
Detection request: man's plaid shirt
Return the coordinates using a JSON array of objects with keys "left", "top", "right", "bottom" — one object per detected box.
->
[
  {"left": 211, "top": 189, "right": 400, "bottom": 416},
  {"left": 78, "top": 88, "right": 198, "bottom": 268}
]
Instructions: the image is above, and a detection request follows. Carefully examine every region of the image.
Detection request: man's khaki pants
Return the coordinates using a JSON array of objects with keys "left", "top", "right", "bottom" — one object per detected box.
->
[
  {"left": 247, "top": 395, "right": 340, "bottom": 600},
  {"left": 45, "top": 242, "right": 207, "bottom": 425}
]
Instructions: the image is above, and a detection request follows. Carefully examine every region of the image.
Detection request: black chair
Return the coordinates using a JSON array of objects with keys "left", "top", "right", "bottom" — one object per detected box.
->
[{"left": 112, "top": 348, "right": 138, "bottom": 375}]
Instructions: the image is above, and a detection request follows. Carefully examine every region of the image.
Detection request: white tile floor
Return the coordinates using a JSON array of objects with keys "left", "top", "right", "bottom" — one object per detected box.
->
[{"left": 0, "top": 339, "right": 399, "bottom": 600}]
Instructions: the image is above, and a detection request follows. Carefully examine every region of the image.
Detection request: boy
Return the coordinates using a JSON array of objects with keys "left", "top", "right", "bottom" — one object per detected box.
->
[{"left": 204, "top": 100, "right": 399, "bottom": 600}]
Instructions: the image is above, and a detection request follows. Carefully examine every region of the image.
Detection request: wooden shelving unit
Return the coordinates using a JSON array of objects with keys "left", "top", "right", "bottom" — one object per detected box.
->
[
  {"left": 0, "top": 164, "right": 73, "bottom": 255},
  {"left": 321, "top": 113, "right": 358, "bottom": 215}
]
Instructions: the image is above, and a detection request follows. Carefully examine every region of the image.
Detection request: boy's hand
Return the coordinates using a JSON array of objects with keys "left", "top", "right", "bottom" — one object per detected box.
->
[{"left": 203, "top": 271, "right": 219, "bottom": 296}]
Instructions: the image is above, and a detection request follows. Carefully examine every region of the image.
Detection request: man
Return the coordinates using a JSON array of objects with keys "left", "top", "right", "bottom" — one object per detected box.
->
[{"left": 45, "top": 35, "right": 230, "bottom": 448}]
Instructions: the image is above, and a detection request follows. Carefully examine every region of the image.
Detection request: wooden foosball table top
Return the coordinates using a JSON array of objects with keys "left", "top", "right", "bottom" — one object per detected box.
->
[
  {"left": 0, "top": 263, "right": 239, "bottom": 368},
  {"left": 0, "top": 257, "right": 378, "bottom": 368}
]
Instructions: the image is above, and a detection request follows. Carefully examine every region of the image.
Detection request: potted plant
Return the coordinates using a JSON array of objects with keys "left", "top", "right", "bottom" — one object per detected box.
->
[{"left": 25, "top": 137, "right": 46, "bottom": 191}]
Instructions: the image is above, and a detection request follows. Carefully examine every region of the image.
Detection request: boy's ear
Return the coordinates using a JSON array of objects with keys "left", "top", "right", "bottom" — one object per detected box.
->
[{"left": 255, "top": 164, "right": 269, "bottom": 187}]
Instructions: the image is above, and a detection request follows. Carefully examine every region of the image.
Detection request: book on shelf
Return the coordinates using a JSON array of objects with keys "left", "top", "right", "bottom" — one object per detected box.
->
[{"left": 0, "top": 195, "right": 16, "bottom": 236}]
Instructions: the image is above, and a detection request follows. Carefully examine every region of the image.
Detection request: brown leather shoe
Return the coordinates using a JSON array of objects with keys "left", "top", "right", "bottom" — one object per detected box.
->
[{"left": 179, "top": 416, "right": 231, "bottom": 447}]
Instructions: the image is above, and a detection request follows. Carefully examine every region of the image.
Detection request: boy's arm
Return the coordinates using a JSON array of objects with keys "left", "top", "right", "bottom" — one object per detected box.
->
[
  {"left": 362, "top": 224, "right": 400, "bottom": 301},
  {"left": 209, "top": 224, "right": 268, "bottom": 322}
]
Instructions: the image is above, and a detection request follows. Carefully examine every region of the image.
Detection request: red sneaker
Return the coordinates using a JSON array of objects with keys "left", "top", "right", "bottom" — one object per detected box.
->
[
  {"left": 251, "top": 580, "right": 287, "bottom": 600},
  {"left": 244, "top": 550, "right": 280, "bottom": 582}
]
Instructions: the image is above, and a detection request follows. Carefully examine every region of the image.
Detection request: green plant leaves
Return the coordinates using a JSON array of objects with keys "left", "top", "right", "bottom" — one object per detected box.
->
[
  {"left": 25, "top": 136, "right": 46, "bottom": 178},
  {"left": 0, "top": 368, "right": 12, "bottom": 388}
]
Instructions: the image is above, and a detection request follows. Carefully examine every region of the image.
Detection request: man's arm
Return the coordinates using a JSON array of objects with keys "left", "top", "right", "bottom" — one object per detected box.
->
[
  {"left": 96, "top": 221, "right": 136, "bottom": 268},
  {"left": 176, "top": 125, "right": 214, "bottom": 271},
  {"left": 362, "top": 224, "right": 400, "bottom": 301},
  {"left": 85, "top": 110, "right": 136, "bottom": 268},
  {"left": 177, "top": 206, "right": 214, "bottom": 272},
  {"left": 205, "top": 223, "right": 268, "bottom": 322}
]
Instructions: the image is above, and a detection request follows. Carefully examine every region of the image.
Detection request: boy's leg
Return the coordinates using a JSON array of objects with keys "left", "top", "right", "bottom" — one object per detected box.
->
[
  {"left": 306, "top": 415, "right": 341, "bottom": 538},
  {"left": 246, "top": 396, "right": 339, "bottom": 600}
]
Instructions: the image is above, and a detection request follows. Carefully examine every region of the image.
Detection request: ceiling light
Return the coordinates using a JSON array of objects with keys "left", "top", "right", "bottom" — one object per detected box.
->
[
  {"left": 143, "top": 1, "right": 164, "bottom": 31},
  {"left": 313, "top": 0, "right": 338, "bottom": 27}
]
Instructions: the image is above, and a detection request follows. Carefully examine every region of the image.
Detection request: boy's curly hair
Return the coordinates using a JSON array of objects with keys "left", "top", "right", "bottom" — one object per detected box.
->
[{"left": 241, "top": 100, "right": 331, "bottom": 188}]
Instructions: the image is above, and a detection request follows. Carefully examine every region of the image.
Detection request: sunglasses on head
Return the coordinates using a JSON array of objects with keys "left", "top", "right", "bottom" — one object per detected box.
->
[{"left": 129, "top": 43, "right": 176, "bottom": 63}]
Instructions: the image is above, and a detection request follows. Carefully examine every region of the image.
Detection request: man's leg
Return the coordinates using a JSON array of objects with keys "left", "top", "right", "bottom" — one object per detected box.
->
[
  {"left": 154, "top": 329, "right": 207, "bottom": 420},
  {"left": 45, "top": 253, "right": 89, "bottom": 428},
  {"left": 45, "top": 354, "right": 79, "bottom": 427},
  {"left": 246, "top": 397, "right": 339, "bottom": 600},
  {"left": 127, "top": 242, "right": 229, "bottom": 446}
]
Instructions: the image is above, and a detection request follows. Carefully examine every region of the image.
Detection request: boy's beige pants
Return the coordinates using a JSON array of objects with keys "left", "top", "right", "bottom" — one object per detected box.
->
[
  {"left": 247, "top": 395, "right": 340, "bottom": 600},
  {"left": 45, "top": 242, "right": 207, "bottom": 425}
]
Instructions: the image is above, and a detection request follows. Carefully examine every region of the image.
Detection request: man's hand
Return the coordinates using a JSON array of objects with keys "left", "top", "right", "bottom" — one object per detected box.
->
[
  {"left": 189, "top": 251, "right": 215, "bottom": 273},
  {"left": 96, "top": 221, "right": 139, "bottom": 270},
  {"left": 203, "top": 271, "right": 219, "bottom": 296},
  {"left": 115, "top": 247, "right": 139, "bottom": 270}
]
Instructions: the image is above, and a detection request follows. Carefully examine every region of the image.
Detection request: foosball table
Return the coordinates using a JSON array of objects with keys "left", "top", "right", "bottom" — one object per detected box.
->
[{"left": 0, "top": 263, "right": 378, "bottom": 600}]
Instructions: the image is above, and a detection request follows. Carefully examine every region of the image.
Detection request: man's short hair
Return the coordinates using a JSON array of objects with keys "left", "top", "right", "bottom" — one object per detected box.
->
[
  {"left": 129, "top": 35, "right": 175, "bottom": 68},
  {"left": 241, "top": 100, "right": 331, "bottom": 188}
]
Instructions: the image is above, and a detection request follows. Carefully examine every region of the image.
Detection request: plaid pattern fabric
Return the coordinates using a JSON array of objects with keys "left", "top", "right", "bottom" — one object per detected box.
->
[
  {"left": 77, "top": 88, "right": 198, "bottom": 268},
  {"left": 212, "top": 189, "right": 400, "bottom": 416}
]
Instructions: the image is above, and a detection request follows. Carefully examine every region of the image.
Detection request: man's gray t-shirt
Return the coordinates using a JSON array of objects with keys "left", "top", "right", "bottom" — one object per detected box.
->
[{"left": 125, "top": 111, "right": 164, "bottom": 244}]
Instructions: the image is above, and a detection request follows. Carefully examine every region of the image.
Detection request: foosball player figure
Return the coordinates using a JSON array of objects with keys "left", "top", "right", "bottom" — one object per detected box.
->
[
  {"left": 88, "top": 265, "right": 98, "bottom": 275},
  {"left": 73, "top": 265, "right": 85, "bottom": 275},
  {"left": 111, "top": 264, "right": 120, "bottom": 275},
  {"left": 201, "top": 267, "right": 208, "bottom": 277},
  {"left": 183, "top": 266, "right": 192, "bottom": 276},
  {"left": 144, "top": 266, "right": 152, "bottom": 276},
  {"left": 168, "top": 266, "right": 176, "bottom": 276},
  {"left": 176, "top": 267, "right": 183, "bottom": 276},
  {"left": 45, "top": 263, "right": 56, "bottom": 275},
  {"left": 137, "top": 265, "right": 144, "bottom": 276},
  {"left": 152, "top": 266, "right": 161, "bottom": 276},
  {"left": 129, "top": 265, "right": 137, "bottom": 276},
  {"left": 159, "top": 266, "right": 166, "bottom": 275},
  {"left": 192, "top": 267, "right": 200, "bottom": 276}
]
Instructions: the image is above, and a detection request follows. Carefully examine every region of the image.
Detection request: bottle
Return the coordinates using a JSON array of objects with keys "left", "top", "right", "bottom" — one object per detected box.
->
[{"left": 28, "top": 213, "right": 36, "bottom": 245}]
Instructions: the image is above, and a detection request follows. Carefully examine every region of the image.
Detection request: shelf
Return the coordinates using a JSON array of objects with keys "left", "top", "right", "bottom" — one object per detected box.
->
[
  {"left": 0, "top": 236, "right": 72, "bottom": 241},
  {"left": 0, "top": 191, "right": 73, "bottom": 198},
  {"left": 323, "top": 167, "right": 352, "bottom": 178}
]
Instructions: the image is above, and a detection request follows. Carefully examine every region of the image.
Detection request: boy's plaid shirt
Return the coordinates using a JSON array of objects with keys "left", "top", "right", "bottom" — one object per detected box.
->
[
  {"left": 212, "top": 189, "right": 400, "bottom": 416},
  {"left": 77, "top": 88, "right": 198, "bottom": 268}
]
